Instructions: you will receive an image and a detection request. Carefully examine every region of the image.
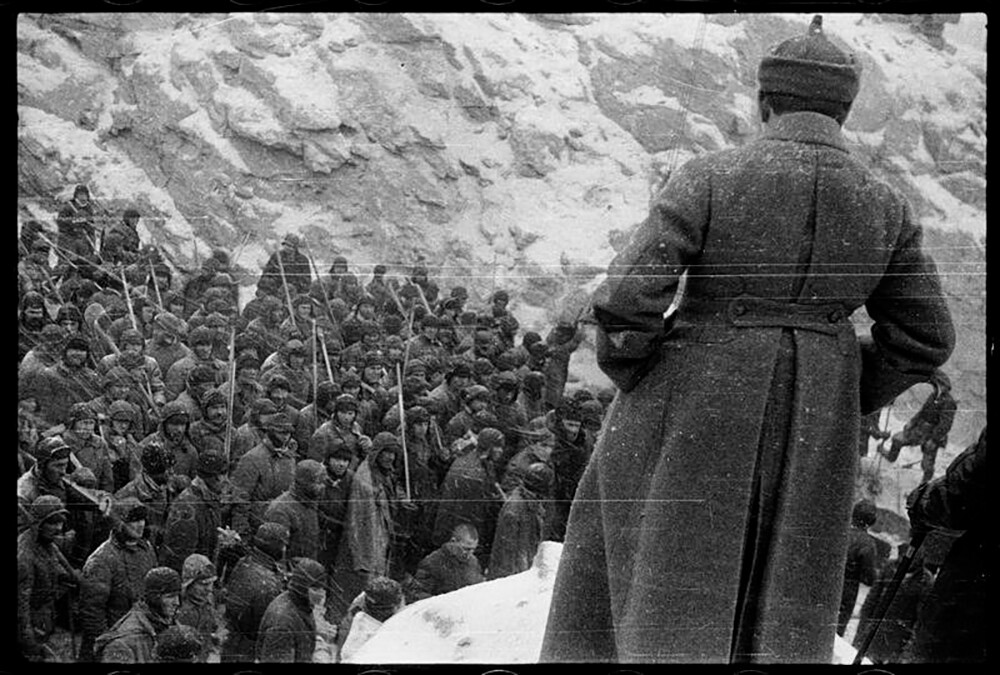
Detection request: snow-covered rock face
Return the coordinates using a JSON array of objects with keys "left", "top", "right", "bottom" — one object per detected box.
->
[{"left": 17, "top": 12, "right": 985, "bottom": 439}]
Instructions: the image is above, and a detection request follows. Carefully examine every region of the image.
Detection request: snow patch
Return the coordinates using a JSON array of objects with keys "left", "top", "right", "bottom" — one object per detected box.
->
[{"left": 177, "top": 109, "right": 250, "bottom": 172}]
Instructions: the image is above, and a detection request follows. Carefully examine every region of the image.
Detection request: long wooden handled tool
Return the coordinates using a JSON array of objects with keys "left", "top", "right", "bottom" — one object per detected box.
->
[
  {"left": 275, "top": 246, "right": 297, "bottom": 325},
  {"left": 317, "top": 330, "right": 336, "bottom": 384},
  {"left": 303, "top": 241, "right": 335, "bottom": 325},
  {"left": 396, "top": 361, "right": 411, "bottom": 502},
  {"left": 224, "top": 327, "right": 236, "bottom": 465},
  {"left": 311, "top": 320, "right": 319, "bottom": 434},
  {"left": 414, "top": 282, "right": 433, "bottom": 315}
]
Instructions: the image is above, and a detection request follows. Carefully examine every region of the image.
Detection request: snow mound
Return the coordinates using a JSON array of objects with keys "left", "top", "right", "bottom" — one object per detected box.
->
[
  {"left": 347, "top": 541, "right": 562, "bottom": 663},
  {"left": 348, "top": 540, "right": 867, "bottom": 664}
]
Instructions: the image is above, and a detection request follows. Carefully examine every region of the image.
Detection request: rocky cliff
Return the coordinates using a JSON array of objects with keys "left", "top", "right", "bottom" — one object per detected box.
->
[{"left": 17, "top": 12, "right": 986, "bottom": 446}]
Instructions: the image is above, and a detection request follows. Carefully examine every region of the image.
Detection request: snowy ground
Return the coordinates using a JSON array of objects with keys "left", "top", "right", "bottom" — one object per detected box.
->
[{"left": 344, "top": 541, "right": 868, "bottom": 665}]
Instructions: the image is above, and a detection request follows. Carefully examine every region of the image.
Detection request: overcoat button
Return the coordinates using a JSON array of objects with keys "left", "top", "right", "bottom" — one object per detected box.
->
[
  {"left": 732, "top": 302, "right": 746, "bottom": 316},
  {"left": 828, "top": 308, "right": 843, "bottom": 322}
]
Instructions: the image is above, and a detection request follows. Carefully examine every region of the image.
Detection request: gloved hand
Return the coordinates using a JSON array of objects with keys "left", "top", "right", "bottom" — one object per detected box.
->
[{"left": 905, "top": 483, "right": 932, "bottom": 540}]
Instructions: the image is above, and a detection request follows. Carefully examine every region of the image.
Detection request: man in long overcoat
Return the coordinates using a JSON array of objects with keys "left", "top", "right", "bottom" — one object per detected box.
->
[{"left": 541, "top": 18, "right": 954, "bottom": 664}]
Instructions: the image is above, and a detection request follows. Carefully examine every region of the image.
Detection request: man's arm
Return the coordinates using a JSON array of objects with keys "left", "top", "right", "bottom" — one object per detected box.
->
[{"left": 592, "top": 160, "right": 710, "bottom": 393}]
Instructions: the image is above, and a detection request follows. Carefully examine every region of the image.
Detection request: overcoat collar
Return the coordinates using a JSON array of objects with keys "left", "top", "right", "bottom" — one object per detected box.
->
[{"left": 761, "top": 111, "right": 850, "bottom": 153}]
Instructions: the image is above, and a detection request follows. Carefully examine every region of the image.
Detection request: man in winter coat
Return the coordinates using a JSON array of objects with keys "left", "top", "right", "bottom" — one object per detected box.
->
[
  {"left": 837, "top": 500, "right": 880, "bottom": 635},
  {"left": 160, "top": 452, "right": 229, "bottom": 572},
  {"left": 427, "top": 360, "right": 473, "bottom": 430},
  {"left": 19, "top": 323, "right": 65, "bottom": 380},
  {"left": 17, "top": 496, "right": 79, "bottom": 662},
  {"left": 188, "top": 387, "right": 230, "bottom": 454},
  {"left": 173, "top": 363, "right": 219, "bottom": 423},
  {"left": 332, "top": 432, "right": 401, "bottom": 620},
  {"left": 78, "top": 497, "right": 157, "bottom": 662},
  {"left": 18, "top": 290, "right": 51, "bottom": 364},
  {"left": 17, "top": 436, "right": 72, "bottom": 533},
  {"left": 56, "top": 184, "right": 98, "bottom": 263},
  {"left": 542, "top": 17, "right": 955, "bottom": 664},
  {"left": 880, "top": 369, "right": 957, "bottom": 483},
  {"left": 221, "top": 521, "right": 290, "bottom": 663},
  {"left": 309, "top": 431, "right": 354, "bottom": 570},
  {"left": 220, "top": 352, "right": 265, "bottom": 430},
  {"left": 164, "top": 325, "right": 225, "bottom": 400},
  {"left": 295, "top": 380, "right": 341, "bottom": 458},
  {"left": 488, "top": 463, "right": 554, "bottom": 580},
  {"left": 338, "top": 576, "right": 405, "bottom": 662},
  {"left": 231, "top": 398, "right": 276, "bottom": 471},
  {"left": 316, "top": 393, "right": 373, "bottom": 471},
  {"left": 433, "top": 427, "right": 506, "bottom": 569},
  {"left": 231, "top": 410, "right": 297, "bottom": 538},
  {"left": 263, "top": 459, "right": 326, "bottom": 562},
  {"left": 115, "top": 442, "right": 180, "bottom": 554},
  {"left": 61, "top": 401, "right": 115, "bottom": 493},
  {"left": 407, "top": 523, "right": 484, "bottom": 602},
  {"left": 95, "top": 566, "right": 182, "bottom": 663},
  {"left": 97, "top": 328, "right": 167, "bottom": 405},
  {"left": 139, "top": 400, "right": 200, "bottom": 480},
  {"left": 903, "top": 426, "right": 987, "bottom": 663},
  {"left": 147, "top": 312, "right": 191, "bottom": 379},
  {"left": 546, "top": 397, "right": 589, "bottom": 542},
  {"left": 256, "top": 558, "right": 327, "bottom": 662},
  {"left": 32, "top": 334, "right": 102, "bottom": 427},
  {"left": 542, "top": 320, "right": 584, "bottom": 411},
  {"left": 174, "top": 554, "right": 219, "bottom": 662},
  {"left": 259, "top": 233, "right": 312, "bottom": 298}
]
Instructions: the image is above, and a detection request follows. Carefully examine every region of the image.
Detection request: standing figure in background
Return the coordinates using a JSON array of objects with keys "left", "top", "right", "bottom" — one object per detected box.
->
[
  {"left": 903, "top": 426, "right": 987, "bottom": 663},
  {"left": 880, "top": 369, "right": 957, "bottom": 483},
  {"left": 837, "top": 499, "right": 880, "bottom": 636}
]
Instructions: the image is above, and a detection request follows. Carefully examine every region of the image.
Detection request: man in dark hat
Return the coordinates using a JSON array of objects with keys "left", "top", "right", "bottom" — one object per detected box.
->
[
  {"left": 32, "top": 333, "right": 102, "bottom": 427},
  {"left": 95, "top": 566, "right": 182, "bottom": 662},
  {"left": 365, "top": 263, "right": 392, "bottom": 312},
  {"left": 19, "top": 290, "right": 51, "bottom": 363},
  {"left": 837, "top": 499, "right": 880, "bottom": 636},
  {"left": 256, "top": 558, "right": 327, "bottom": 662},
  {"left": 489, "top": 462, "right": 554, "bottom": 580},
  {"left": 331, "top": 431, "right": 401, "bottom": 621},
  {"left": 139, "top": 399, "right": 199, "bottom": 479},
  {"left": 231, "top": 409, "right": 298, "bottom": 538},
  {"left": 164, "top": 325, "right": 225, "bottom": 400},
  {"left": 20, "top": 323, "right": 65, "bottom": 380},
  {"left": 116, "top": 441, "right": 180, "bottom": 553},
  {"left": 542, "top": 16, "right": 954, "bottom": 664},
  {"left": 188, "top": 384, "right": 227, "bottom": 444},
  {"left": 221, "top": 521, "right": 289, "bottom": 662},
  {"left": 160, "top": 451, "right": 230, "bottom": 572},
  {"left": 101, "top": 208, "right": 142, "bottom": 265},
  {"left": 310, "top": 430, "right": 355, "bottom": 570},
  {"left": 78, "top": 497, "right": 157, "bottom": 662},
  {"left": 880, "top": 369, "right": 957, "bottom": 483},
  {"left": 263, "top": 459, "right": 326, "bottom": 562},
  {"left": 427, "top": 360, "right": 473, "bottom": 431},
  {"left": 433, "top": 427, "right": 507, "bottom": 569},
  {"left": 56, "top": 184, "right": 98, "bottom": 263},
  {"left": 17, "top": 436, "right": 72, "bottom": 533},
  {"left": 18, "top": 495, "right": 80, "bottom": 662},
  {"left": 294, "top": 379, "right": 341, "bottom": 457},
  {"left": 338, "top": 575, "right": 406, "bottom": 661},
  {"left": 259, "top": 233, "right": 311, "bottom": 297}
]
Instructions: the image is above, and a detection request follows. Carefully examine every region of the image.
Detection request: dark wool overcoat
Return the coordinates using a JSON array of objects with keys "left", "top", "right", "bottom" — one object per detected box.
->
[
  {"left": 541, "top": 112, "right": 954, "bottom": 664},
  {"left": 221, "top": 547, "right": 286, "bottom": 663}
]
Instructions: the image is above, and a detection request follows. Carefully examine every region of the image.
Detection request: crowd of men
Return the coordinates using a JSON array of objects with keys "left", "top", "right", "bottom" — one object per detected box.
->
[{"left": 17, "top": 188, "right": 612, "bottom": 663}]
